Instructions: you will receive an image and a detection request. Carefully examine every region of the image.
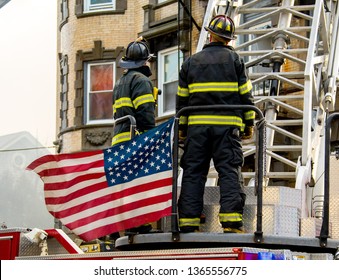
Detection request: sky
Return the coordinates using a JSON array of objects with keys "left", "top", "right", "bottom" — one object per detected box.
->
[{"left": 0, "top": 0, "right": 57, "bottom": 148}]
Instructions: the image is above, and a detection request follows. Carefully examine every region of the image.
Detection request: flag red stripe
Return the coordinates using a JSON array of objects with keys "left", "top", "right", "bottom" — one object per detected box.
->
[
  {"left": 38, "top": 159, "right": 104, "bottom": 177},
  {"left": 47, "top": 177, "right": 172, "bottom": 219},
  {"left": 65, "top": 192, "right": 172, "bottom": 230},
  {"left": 26, "top": 150, "right": 102, "bottom": 171},
  {"left": 45, "top": 180, "right": 108, "bottom": 205},
  {"left": 79, "top": 206, "right": 172, "bottom": 241},
  {"left": 27, "top": 118, "right": 175, "bottom": 241},
  {"left": 44, "top": 172, "right": 105, "bottom": 191}
]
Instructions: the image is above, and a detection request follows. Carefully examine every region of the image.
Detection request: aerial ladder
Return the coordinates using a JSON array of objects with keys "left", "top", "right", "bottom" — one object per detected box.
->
[{"left": 197, "top": 0, "right": 339, "bottom": 232}]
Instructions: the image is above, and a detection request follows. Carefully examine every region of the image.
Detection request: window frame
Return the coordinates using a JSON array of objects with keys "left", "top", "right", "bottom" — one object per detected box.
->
[
  {"left": 83, "top": 0, "right": 115, "bottom": 13},
  {"left": 157, "top": 46, "right": 183, "bottom": 117},
  {"left": 84, "top": 60, "right": 116, "bottom": 125}
]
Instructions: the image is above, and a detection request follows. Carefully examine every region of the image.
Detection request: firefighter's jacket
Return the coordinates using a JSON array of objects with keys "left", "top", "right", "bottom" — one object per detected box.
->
[
  {"left": 112, "top": 66, "right": 155, "bottom": 145},
  {"left": 176, "top": 42, "right": 255, "bottom": 132}
]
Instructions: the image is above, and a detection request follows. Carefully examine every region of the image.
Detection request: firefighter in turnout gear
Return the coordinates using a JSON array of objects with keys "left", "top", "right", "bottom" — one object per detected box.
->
[
  {"left": 112, "top": 37, "right": 156, "bottom": 146},
  {"left": 176, "top": 15, "right": 255, "bottom": 233},
  {"left": 112, "top": 37, "right": 156, "bottom": 234}
]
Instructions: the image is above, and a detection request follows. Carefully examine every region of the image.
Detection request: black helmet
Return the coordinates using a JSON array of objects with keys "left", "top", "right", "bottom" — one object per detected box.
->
[
  {"left": 119, "top": 37, "right": 155, "bottom": 69},
  {"left": 204, "top": 15, "right": 236, "bottom": 40}
]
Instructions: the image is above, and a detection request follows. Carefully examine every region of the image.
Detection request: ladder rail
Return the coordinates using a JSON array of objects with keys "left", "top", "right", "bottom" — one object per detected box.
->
[
  {"left": 197, "top": 0, "right": 337, "bottom": 188},
  {"left": 196, "top": 0, "right": 219, "bottom": 52},
  {"left": 197, "top": 0, "right": 231, "bottom": 52},
  {"left": 302, "top": 0, "right": 329, "bottom": 166}
]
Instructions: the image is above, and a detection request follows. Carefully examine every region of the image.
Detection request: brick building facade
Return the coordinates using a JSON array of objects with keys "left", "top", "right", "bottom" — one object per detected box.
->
[{"left": 56, "top": 0, "right": 207, "bottom": 153}]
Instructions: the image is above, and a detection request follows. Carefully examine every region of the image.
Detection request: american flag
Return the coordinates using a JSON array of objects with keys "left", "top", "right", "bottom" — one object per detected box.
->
[{"left": 27, "top": 118, "right": 174, "bottom": 241}]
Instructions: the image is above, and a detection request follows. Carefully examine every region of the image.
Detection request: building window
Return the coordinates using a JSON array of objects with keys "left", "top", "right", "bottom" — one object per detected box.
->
[
  {"left": 74, "top": 41, "right": 124, "bottom": 127},
  {"left": 85, "top": 61, "right": 115, "bottom": 124},
  {"left": 157, "top": 47, "right": 183, "bottom": 117},
  {"left": 84, "top": 0, "right": 115, "bottom": 12},
  {"left": 60, "top": 0, "right": 69, "bottom": 28},
  {"left": 76, "top": 0, "right": 126, "bottom": 17},
  {"left": 59, "top": 54, "right": 69, "bottom": 130}
]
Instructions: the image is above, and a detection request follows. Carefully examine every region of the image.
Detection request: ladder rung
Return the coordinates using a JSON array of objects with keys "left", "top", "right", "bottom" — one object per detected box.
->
[
  {"left": 238, "top": 49, "right": 308, "bottom": 56},
  {"left": 270, "top": 120, "right": 304, "bottom": 126},
  {"left": 207, "top": 172, "right": 296, "bottom": 179},
  {"left": 243, "top": 145, "right": 302, "bottom": 152},
  {"left": 253, "top": 95, "right": 304, "bottom": 100},
  {"left": 237, "top": 5, "right": 315, "bottom": 14},
  {"left": 249, "top": 72, "right": 305, "bottom": 79},
  {"left": 242, "top": 172, "right": 296, "bottom": 179}
]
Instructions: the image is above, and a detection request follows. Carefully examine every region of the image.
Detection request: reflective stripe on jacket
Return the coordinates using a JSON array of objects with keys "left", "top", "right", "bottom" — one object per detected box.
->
[
  {"left": 112, "top": 68, "right": 155, "bottom": 144},
  {"left": 176, "top": 42, "right": 254, "bottom": 131}
]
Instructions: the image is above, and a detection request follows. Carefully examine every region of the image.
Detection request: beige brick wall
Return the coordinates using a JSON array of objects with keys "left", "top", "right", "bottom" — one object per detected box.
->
[
  {"left": 57, "top": 0, "right": 151, "bottom": 152},
  {"left": 62, "top": 130, "right": 83, "bottom": 153},
  {"left": 191, "top": 0, "right": 206, "bottom": 54},
  {"left": 56, "top": 0, "right": 207, "bottom": 153},
  {"left": 154, "top": 2, "right": 177, "bottom": 21}
]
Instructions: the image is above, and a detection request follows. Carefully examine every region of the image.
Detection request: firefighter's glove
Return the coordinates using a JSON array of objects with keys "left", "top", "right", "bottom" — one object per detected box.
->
[
  {"left": 241, "top": 126, "right": 254, "bottom": 140},
  {"left": 178, "top": 130, "right": 187, "bottom": 145}
]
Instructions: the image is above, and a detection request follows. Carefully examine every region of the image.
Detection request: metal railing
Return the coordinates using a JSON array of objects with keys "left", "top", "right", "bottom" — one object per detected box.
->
[
  {"left": 320, "top": 112, "right": 339, "bottom": 247},
  {"left": 112, "top": 115, "right": 137, "bottom": 140}
]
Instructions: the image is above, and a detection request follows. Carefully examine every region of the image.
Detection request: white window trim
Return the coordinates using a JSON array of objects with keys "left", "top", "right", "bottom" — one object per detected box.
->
[
  {"left": 85, "top": 61, "right": 115, "bottom": 125},
  {"left": 157, "top": 46, "right": 182, "bottom": 117},
  {"left": 84, "top": 0, "right": 115, "bottom": 13}
]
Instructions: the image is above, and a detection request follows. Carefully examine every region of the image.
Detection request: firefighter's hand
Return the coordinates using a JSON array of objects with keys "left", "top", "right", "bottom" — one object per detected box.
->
[{"left": 241, "top": 126, "right": 254, "bottom": 140}]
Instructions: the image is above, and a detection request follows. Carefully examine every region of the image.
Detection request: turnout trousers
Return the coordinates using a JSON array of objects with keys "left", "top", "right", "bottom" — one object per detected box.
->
[{"left": 178, "top": 125, "right": 246, "bottom": 230}]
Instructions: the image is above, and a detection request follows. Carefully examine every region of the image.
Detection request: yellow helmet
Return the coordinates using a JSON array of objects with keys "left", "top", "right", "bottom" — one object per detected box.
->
[{"left": 204, "top": 15, "right": 236, "bottom": 40}]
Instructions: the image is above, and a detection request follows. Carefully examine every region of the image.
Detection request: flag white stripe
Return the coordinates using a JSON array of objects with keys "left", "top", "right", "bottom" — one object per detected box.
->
[
  {"left": 45, "top": 169, "right": 170, "bottom": 198},
  {"left": 43, "top": 166, "right": 104, "bottom": 184},
  {"left": 73, "top": 200, "right": 172, "bottom": 235},
  {"left": 54, "top": 229, "right": 84, "bottom": 254},
  {"left": 27, "top": 117, "right": 175, "bottom": 241},
  {"left": 32, "top": 153, "right": 104, "bottom": 174},
  {"left": 58, "top": 185, "right": 172, "bottom": 225},
  {"left": 46, "top": 170, "right": 172, "bottom": 212},
  {"left": 46, "top": 185, "right": 111, "bottom": 212},
  {"left": 44, "top": 175, "right": 107, "bottom": 197}
]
